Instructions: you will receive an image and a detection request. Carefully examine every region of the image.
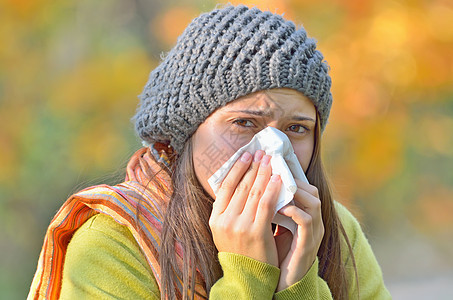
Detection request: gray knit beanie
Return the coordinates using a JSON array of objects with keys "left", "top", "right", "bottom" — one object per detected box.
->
[{"left": 134, "top": 4, "right": 333, "bottom": 154}]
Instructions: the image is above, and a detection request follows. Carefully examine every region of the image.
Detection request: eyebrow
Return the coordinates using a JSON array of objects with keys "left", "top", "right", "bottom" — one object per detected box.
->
[
  {"left": 229, "top": 109, "right": 273, "bottom": 117},
  {"left": 228, "top": 109, "right": 315, "bottom": 122}
]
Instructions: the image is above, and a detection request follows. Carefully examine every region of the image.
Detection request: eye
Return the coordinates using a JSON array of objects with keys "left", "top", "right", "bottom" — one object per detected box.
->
[
  {"left": 287, "top": 124, "right": 308, "bottom": 133},
  {"left": 232, "top": 119, "right": 254, "bottom": 127}
]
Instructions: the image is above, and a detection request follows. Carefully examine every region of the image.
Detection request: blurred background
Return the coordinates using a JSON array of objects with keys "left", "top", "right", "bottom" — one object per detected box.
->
[{"left": 1, "top": 0, "right": 452, "bottom": 298}]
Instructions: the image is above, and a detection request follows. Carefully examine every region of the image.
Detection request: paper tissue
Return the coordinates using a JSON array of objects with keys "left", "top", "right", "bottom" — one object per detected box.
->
[{"left": 208, "top": 126, "right": 308, "bottom": 235}]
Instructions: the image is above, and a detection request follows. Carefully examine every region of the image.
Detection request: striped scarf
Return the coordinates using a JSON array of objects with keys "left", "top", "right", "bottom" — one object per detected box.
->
[{"left": 28, "top": 147, "right": 207, "bottom": 299}]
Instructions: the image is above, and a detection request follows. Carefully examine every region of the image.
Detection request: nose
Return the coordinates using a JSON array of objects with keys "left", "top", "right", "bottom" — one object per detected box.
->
[
  {"left": 265, "top": 121, "right": 282, "bottom": 132},
  {"left": 266, "top": 121, "right": 279, "bottom": 128}
]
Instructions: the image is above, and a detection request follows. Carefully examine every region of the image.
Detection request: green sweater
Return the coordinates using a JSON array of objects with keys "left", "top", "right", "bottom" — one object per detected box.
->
[{"left": 60, "top": 202, "right": 391, "bottom": 299}]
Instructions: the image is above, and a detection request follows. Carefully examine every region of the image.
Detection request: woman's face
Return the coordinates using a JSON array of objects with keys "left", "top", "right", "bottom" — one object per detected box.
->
[{"left": 191, "top": 88, "right": 317, "bottom": 198}]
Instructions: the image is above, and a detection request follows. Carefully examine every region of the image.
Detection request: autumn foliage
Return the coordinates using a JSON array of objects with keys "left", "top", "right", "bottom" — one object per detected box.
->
[{"left": 0, "top": 0, "right": 452, "bottom": 297}]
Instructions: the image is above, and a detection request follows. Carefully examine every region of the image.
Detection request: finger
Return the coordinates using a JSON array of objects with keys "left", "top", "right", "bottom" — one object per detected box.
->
[
  {"left": 254, "top": 174, "right": 282, "bottom": 224},
  {"left": 293, "top": 188, "right": 322, "bottom": 217},
  {"left": 278, "top": 205, "right": 313, "bottom": 228},
  {"left": 278, "top": 204, "right": 325, "bottom": 246},
  {"left": 242, "top": 154, "right": 272, "bottom": 218},
  {"left": 224, "top": 150, "right": 264, "bottom": 215},
  {"left": 212, "top": 151, "right": 253, "bottom": 215},
  {"left": 282, "top": 187, "right": 324, "bottom": 239},
  {"left": 294, "top": 178, "right": 319, "bottom": 198}
]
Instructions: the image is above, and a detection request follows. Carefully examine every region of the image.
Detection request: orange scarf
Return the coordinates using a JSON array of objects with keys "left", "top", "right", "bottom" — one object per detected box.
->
[{"left": 28, "top": 147, "right": 206, "bottom": 299}]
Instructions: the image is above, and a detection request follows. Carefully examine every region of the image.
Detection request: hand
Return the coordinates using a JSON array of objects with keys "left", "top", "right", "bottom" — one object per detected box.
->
[
  {"left": 274, "top": 178, "right": 325, "bottom": 291},
  {"left": 209, "top": 150, "right": 282, "bottom": 267}
]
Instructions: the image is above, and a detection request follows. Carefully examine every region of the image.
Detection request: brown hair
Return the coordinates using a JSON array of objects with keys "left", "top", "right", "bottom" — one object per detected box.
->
[
  {"left": 306, "top": 114, "right": 359, "bottom": 299},
  {"left": 141, "top": 114, "right": 358, "bottom": 300}
]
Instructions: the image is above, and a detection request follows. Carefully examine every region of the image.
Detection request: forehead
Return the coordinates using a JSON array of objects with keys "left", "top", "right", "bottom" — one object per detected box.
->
[{"left": 222, "top": 88, "right": 316, "bottom": 117}]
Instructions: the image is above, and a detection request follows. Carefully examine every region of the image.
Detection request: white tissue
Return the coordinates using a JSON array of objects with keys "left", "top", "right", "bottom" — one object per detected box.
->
[{"left": 207, "top": 126, "right": 308, "bottom": 235}]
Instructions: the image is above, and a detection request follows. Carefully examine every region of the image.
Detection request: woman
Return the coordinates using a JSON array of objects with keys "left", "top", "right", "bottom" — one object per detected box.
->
[{"left": 29, "top": 5, "right": 391, "bottom": 300}]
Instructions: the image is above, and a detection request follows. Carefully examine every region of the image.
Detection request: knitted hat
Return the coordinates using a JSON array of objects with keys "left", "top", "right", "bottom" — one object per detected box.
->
[{"left": 134, "top": 4, "right": 333, "bottom": 154}]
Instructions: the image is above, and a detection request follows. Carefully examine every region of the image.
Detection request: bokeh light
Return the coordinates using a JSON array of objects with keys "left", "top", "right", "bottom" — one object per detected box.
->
[{"left": 1, "top": 0, "right": 452, "bottom": 298}]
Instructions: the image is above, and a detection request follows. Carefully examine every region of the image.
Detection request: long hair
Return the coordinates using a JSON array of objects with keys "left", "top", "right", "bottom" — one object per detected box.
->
[
  {"left": 142, "top": 114, "right": 358, "bottom": 300},
  {"left": 306, "top": 114, "right": 359, "bottom": 299}
]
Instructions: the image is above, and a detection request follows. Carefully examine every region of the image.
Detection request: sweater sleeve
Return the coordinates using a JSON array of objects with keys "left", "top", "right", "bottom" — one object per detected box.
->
[
  {"left": 272, "top": 201, "right": 392, "bottom": 300},
  {"left": 273, "top": 257, "right": 332, "bottom": 299},
  {"left": 60, "top": 214, "right": 160, "bottom": 300},
  {"left": 209, "top": 252, "right": 281, "bottom": 299}
]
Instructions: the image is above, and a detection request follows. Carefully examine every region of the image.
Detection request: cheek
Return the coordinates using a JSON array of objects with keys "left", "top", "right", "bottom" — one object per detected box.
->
[
  {"left": 192, "top": 127, "right": 239, "bottom": 198},
  {"left": 293, "top": 140, "right": 315, "bottom": 172}
]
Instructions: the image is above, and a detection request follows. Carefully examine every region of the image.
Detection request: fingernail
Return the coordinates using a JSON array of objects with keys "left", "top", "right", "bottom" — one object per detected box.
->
[
  {"left": 241, "top": 152, "right": 252, "bottom": 163},
  {"left": 261, "top": 155, "right": 271, "bottom": 167},
  {"left": 254, "top": 150, "right": 264, "bottom": 162},
  {"left": 271, "top": 174, "right": 280, "bottom": 182}
]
